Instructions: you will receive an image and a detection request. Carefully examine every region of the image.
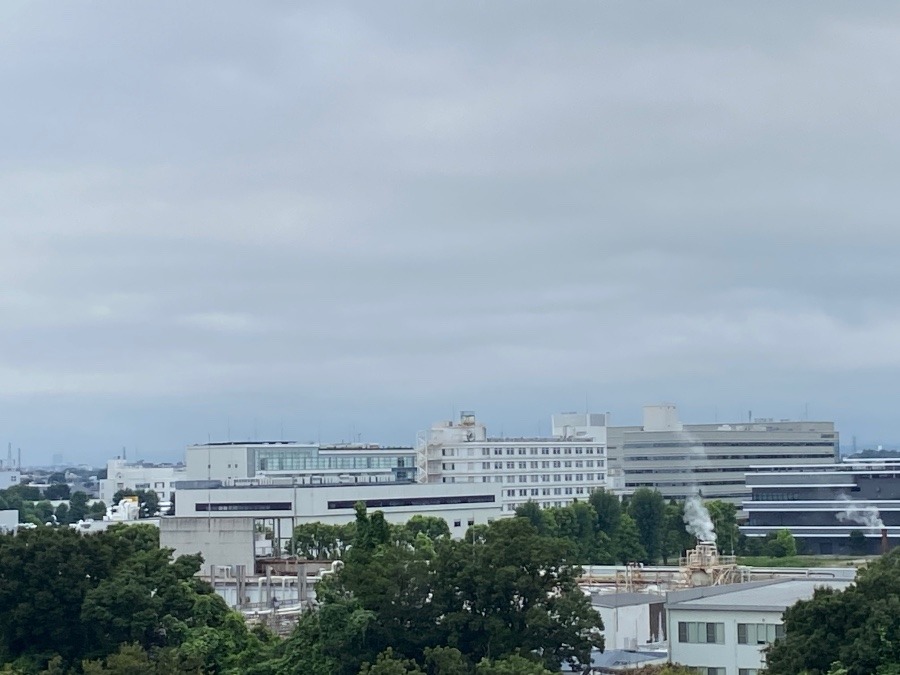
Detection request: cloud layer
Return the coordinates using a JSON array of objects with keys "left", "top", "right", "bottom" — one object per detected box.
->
[{"left": 2, "top": 2, "right": 900, "bottom": 462}]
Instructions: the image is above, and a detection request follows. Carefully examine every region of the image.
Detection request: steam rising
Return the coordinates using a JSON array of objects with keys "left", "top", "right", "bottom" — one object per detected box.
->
[
  {"left": 836, "top": 496, "right": 884, "bottom": 530},
  {"left": 683, "top": 495, "right": 717, "bottom": 543},
  {"left": 677, "top": 430, "right": 718, "bottom": 543}
]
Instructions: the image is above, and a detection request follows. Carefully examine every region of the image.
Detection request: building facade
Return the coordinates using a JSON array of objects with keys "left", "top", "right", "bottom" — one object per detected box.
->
[
  {"left": 666, "top": 579, "right": 851, "bottom": 675},
  {"left": 184, "top": 441, "right": 416, "bottom": 485},
  {"left": 607, "top": 405, "right": 839, "bottom": 503},
  {"left": 417, "top": 412, "right": 609, "bottom": 513},
  {"left": 741, "top": 458, "right": 900, "bottom": 554},
  {"left": 100, "top": 459, "right": 185, "bottom": 504},
  {"left": 162, "top": 480, "right": 504, "bottom": 569}
]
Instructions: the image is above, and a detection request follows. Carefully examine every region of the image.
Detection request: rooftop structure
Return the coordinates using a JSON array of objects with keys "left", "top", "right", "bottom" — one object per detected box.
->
[
  {"left": 184, "top": 441, "right": 416, "bottom": 485},
  {"left": 607, "top": 405, "right": 839, "bottom": 504}
]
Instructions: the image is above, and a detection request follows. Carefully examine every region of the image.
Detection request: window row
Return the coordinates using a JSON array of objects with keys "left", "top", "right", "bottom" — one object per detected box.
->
[{"left": 677, "top": 621, "right": 784, "bottom": 646}]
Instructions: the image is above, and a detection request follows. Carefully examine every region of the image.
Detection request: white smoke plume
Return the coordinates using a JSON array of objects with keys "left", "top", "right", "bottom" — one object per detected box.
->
[
  {"left": 683, "top": 495, "right": 717, "bottom": 543},
  {"left": 836, "top": 496, "right": 883, "bottom": 530}
]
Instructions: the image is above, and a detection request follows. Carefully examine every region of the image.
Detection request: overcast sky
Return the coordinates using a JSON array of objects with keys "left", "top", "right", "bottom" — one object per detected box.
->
[{"left": 3, "top": 2, "right": 900, "bottom": 465}]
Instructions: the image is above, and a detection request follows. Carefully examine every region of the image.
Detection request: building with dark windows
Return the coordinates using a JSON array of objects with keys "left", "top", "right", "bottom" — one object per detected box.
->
[
  {"left": 605, "top": 405, "right": 839, "bottom": 504},
  {"left": 741, "top": 459, "right": 900, "bottom": 554}
]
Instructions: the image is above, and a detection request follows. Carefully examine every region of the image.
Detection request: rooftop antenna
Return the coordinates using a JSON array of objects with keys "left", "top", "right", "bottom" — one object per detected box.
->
[
  {"left": 17, "top": 448, "right": 21, "bottom": 470},
  {"left": 123, "top": 445, "right": 127, "bottom": 461}
]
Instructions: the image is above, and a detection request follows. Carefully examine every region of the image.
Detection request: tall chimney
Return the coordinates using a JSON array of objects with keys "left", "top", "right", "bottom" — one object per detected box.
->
[{"left": 882, "top": 528, "right": 889, "bottom": 555}]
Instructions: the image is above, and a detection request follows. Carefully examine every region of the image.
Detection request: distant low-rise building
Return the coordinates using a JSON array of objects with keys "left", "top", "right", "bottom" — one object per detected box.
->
[{"left": 100, "top": 459, "right": 185, "bottom": 504}]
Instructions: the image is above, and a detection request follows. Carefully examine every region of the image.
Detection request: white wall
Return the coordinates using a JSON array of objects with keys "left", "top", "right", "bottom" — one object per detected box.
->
[
  {"left": 596, "top": 603, "right": 656, "bottom": 650},
  {"left": 160, "top": 516, "right": 256, "bottom": 571},
  {"left": 668, "top": 607, "right": 781, "bottom": 675},
  {"left": 0, "top": 471, "right": 20, "bottom": 488}
]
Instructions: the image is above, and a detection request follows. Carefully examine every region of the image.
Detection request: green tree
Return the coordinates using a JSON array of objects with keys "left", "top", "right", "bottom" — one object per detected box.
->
[
  {"left": 848, "top": 530, "right": 867, "bottom": 555},
  {"left": 514, "top": 501, "right": 554, "bottom": 536},
  {"left": 430, "top": 518, "right": 602, "bottom": 670},
  {"left": 588, "top": 489, "right": 622, "bottom": 537},
  {"left": 705, "top": 500, "right": 739, "bottom": 554},
  {"left": 662, "top": 501, "right": 693, "bottom": 564},
  {"left": 474, "top": 654, "right": 554, "bottom": 674},
  {"left": 765, "top": 529, "right": 797, "bottom": 558},
  {"left": 404, "top": 515, "right": 451, "bottom": 541},
  {"left": 43, "top": 484, "right": 71, "bottom": 500},
  {"left": 614, "top": 513, "right": 647, "bottom": 564},
  {"left": 358, "top": 648, "right": 425, "bottom": 675},
  {"left": 69, "top": 491, "right": 91, "bottom": 522},
  {"left": 767, "top": 549, "right": 900, "bottom": 675},
  {"left": 627, "top": 488, "right": 666, "bottom": 563}
]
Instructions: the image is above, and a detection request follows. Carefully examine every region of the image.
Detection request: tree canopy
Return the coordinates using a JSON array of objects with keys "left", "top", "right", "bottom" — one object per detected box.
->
[{"left": 767, "top": 548, "right": 900, "bottom": 675}]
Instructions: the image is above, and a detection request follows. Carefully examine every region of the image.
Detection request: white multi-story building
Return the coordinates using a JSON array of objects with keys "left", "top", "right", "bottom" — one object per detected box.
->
[
  {"left": 608, "top": 405, "right": 839, "bottom": 504},
  {"left": 417, "top": 412, "right": 609, "bottom": 513},
  {"left": 100, "top": 459, "right": 186, "bottom": 504},
  {"left": 666, "top": 578, "right": 851, "bottom": 675}
]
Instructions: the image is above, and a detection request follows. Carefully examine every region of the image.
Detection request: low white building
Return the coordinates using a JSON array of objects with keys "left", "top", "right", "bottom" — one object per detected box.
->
[
  {"left": 100, "top": 459, "right": 185, "bottom": 504},
  {"left": 666, "top": 578, "right": 852, "bottom": 675},
  {"left": 0, "top": 470, "right": 20, "bottom": 489},
  {"left": 417, "top": 412, "right": 609, "bottom": 513},
  {"left": 161, "top": 480, "right": 505, "bottom": 570}
]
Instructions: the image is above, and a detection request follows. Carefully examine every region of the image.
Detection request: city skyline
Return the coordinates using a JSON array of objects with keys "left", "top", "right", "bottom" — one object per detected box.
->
[{"left": 4, "top": 3, "right": 900, "bottom": 463}]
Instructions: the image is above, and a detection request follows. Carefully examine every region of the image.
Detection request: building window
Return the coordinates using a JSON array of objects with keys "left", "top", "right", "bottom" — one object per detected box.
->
[
  {"left": 518, "top": 462, "right": 527, "bottom": 469},
  {"left": 494, "top": 449, "right": 502, "bottom": 456},
  {"left": 564, "top": 461, "right": 572, "bottom": 468},
  {"left": 507, "top": 490, "right": 515, "bottom": 497},
  {"left": 737, "top": 623, "right": 784, "bottom": 645},
  {"left": 518, "top": 489, "right": 527, "bottom": 496},
  {"left": 678, "top": 622, "right": 725, "bottom": 644},
  {"left": 482, "top": 462, "right": 491, "bottom": 470},
  {"left": 454, "top": 520, "right": 461, "bottom": 527},
  {"left": 494, "top": 462, "right": 502, "bottom": 469},
  {"left": 541, "top": 449, "right": 549, "bottom": 455},
  {"left": 739, "top": 670, "right": 760, "bottom": 675},
  {"left": 518, "top": 448, "right": 526, "bottom": 455},
  {"left": 467, "top": 518, "right": 475, "bottom": 526},
  {"left": 705, "top": 670, "right": 725, "bottom": 675},
  {"left": 506, "top": 449, "right": 514, "bottom": 456}
]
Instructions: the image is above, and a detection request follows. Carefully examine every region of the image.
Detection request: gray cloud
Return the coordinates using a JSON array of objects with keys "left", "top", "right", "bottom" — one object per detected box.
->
[{"left": 2, "top": 2, "right": 900, "bottom": 462}]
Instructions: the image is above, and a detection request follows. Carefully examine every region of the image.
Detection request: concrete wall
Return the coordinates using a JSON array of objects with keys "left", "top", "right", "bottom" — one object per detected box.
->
[{"left": 160, "top": 516, "right": 256, "bottom": 571}]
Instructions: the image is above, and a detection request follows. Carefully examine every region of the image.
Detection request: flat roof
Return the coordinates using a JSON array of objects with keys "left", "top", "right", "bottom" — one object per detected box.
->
[
  {"left": 592, "top": 592, "right": 665, "bottom": 608},
  {"left": 667, "top": 579, "right": 852, "bottom": 613}
]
